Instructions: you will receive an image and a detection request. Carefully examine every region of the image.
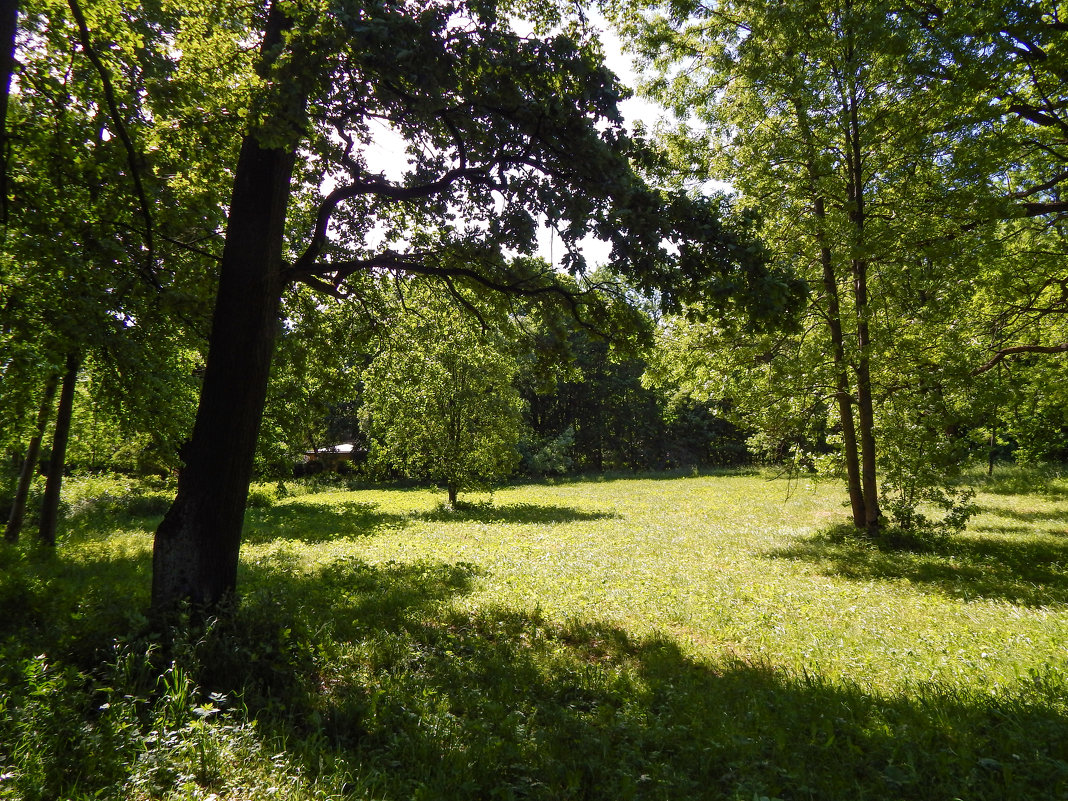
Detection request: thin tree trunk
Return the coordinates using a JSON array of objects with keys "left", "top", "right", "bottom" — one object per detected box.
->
[
  {"left": 0, "top": 0, "right": 17, "bottom": 224},
  {"left": 842, "top": 62, "right": 881, "bottom": 535},
  {"left": 5, "top": 371, "right": 58, "bottom": 542},
  {"left": 791, "top": 96, "right": 866, "bottom": 528},
  {"left": 151, "top": 4, "right": 299, "bottom": 612},
  {"left": 814, "top": 199, "right": 865, "bottom": 528},
  {"left": 38, "top": 353, "right": 79, "bottom": 546},
  {"left": 821, "top": 255, "right": 865, "bottom": 527}
]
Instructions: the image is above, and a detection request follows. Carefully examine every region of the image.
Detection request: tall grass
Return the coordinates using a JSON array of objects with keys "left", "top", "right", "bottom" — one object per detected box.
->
[{"left": 1, "top": 468, "right": 1066, "bottom": 799}]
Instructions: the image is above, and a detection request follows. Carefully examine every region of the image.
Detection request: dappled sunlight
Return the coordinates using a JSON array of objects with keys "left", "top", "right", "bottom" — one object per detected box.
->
[
  {"left": 973, "top": 501, "right": 1068, "bottom": 527},
  {"left": 191, "top": 583, "right": 1068, "bottom": 801},
  {"left": 5, "top": 474, "right": 1068, "bottom": 799}
]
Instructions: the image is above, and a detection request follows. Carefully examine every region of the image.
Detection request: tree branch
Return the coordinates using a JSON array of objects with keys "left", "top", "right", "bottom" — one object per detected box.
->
[
  {"left": 67, "top": 0, "right": 159, "bottom": 288},
  {"left": 290, "top": 165, "right": 496, "bottom": 272},
  {"left": 973, "top": 343, "right": 1068, "bottom": 375}
]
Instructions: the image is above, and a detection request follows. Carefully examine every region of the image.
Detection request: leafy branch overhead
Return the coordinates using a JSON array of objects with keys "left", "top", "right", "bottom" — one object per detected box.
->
[{"left": 261, "top": 0, "right": 804, "bottom": 328}]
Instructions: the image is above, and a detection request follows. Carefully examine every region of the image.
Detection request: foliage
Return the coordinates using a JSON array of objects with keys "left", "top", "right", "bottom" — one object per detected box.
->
[
  {"left": 1, "top": 0, "right": 226, "bottom": 489},
  {"left": 519, "top": 426, "right": 575, "bottom": 476},
  {"left": 361, "top": 286, "right": 525, "bottom": 506},
  {"left": 258, "top": 287, "right": 382, "bottom": 476},
  {"left": 518, "top": 304, "right": 750, "bottom": 473},
  {"left": 620, "top": 0, "right": 1044, "bottom": 532}
]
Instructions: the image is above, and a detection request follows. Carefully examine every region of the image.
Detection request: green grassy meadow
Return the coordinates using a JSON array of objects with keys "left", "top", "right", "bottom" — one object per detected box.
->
[{"left": 2, "top": 469, "right": 1067, "bottom": 799}]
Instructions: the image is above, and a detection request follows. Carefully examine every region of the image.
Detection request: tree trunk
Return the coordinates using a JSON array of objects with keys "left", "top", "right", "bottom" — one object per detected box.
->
[
  {"left": 151, "top": 2, "right": 300, "bottom": 612},
  {"left": 447, "top": 483, "right": 458, "bottom": 508},
  {"left": 842, "top": 65, "right": 881, "bottom": 536},
  {"left": 791, "top": 96, "right": 866, "bottom": 528},
  {"left": 38, "top": 353, "right": 79, "bottom": 546},
  {"left": 151, "top": 132, "right": 296, "bottom": 609},
  {"left": 814, "top": 198, "right": 865, "bottom": 528},
  {"left": 5, "top": 371, "right": 58, "bottom": 542},
  {"left": 0, "top": 0, "right": 17, "bottom": 224}
]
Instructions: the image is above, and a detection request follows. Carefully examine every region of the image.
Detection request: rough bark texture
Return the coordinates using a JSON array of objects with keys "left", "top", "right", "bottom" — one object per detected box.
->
[
  {"left": 151, "top": 133, "right": 295, "bottom": 610},
  {"left": 151, "top": 1, "right": 299, "bottom": 611},
  {"left": 4, "top": 371, "right": 58, "bottom": 542},
  {"left": 38, "top": 354, "right": 79, "bottom": 546}
]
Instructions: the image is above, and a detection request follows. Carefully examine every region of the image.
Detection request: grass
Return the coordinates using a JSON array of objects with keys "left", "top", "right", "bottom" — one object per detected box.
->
[{"left": 1, "top": 467, "right": 1067, "bottom": 799}]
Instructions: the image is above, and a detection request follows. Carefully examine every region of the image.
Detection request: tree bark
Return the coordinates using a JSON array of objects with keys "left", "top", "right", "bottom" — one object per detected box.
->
[
  {"left": 4, "top": 371, "right": 58, "bottom": 542},
  {"left": 151, "top": 1, "right": 300, "bottom": 611},
  {"left": 151, "top": 133, "right": 296, "bottom": 609},
  {"left": 38, "top": 353, "right": 79, "bottom": 546},
  {"left": 842, "top": 66, "right": 881, "bottom": 536},
  {"left": 0, "top": 0, "right": 17, "bottom": 224},
  {"left": 816, "top": 207, "right": 865, "bottom": 528},
  {"left": 791, "top": 96, "right": 866, "bottom": 528}
]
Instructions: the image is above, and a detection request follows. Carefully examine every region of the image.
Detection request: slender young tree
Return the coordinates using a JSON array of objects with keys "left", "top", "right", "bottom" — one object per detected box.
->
[
  {"left": 37, "top": 352, "right": 78, "bottom": 546},
  {"left": 4, "top": 371, "right": 56, "bottom": 542},
  {"left": 362, "top": 285, "right": 525, "bottom": 507}
]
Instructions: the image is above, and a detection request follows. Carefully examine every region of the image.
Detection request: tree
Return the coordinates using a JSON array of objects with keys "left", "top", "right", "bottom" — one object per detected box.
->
[
  {"left": 258, "top": 286, "right": 383, "bottom": 475},
  {"left": 621, "top": 0, "right": 1001, "bottom": 534},
  {"left": 2, "top": 0, "right": 229, "bottom": 542},
  {"left": 362, "top": 284, "right": 524, "bottom": 506},
  {"left": 149, "top": 0, "right": 803, "bottom": 610}
]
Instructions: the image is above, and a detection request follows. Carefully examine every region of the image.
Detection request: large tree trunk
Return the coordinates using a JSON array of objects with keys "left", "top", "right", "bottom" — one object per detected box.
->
[
  {"left": 151, "top": 134, "right": 296, "bottom": 610},
  {"left": 0, "top": 0, "right": 17, "bottom": 223},
  {"left": 151, "top": 2, "right": 299, "bottom": 612},
  {"left": 38, "top": 353, "right": 79, "bottom": 546},
  {"left": 5, "top": 371, "right": 58, "bottom": 542}
]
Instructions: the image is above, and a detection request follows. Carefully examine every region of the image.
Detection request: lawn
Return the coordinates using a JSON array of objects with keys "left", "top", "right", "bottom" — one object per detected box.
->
[{"left": 2, "top": 469, "right": 1067, "bottom": 799}]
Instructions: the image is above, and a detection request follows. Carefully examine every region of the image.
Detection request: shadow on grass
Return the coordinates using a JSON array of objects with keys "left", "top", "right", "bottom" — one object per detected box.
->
[
  {"left": 3, "top": 541, "right": 1068, "bottom": 801},
  {"left": 242, "top": 499, "right": 618, "bottom": 544},
  {"left": 242, "top": 500, "right": 412, "bottom": 544},
  {"left": 974, "top": 501, "right": 1068, "bottom": 526},
  {"left": 766, "top": 531, "right": 1068, "bottom": 606},
  {"left": 530, "top": 465, "right": 761, "bottom": 486},
  {"left": 209, "top": 564, "right": 1068, "bottom": 801},
  {"left": 964, "top": 467, "right": 1068, "bottom": 500},
  {"left": 417, "top": 501, "right": 618, "bottom": 525}
]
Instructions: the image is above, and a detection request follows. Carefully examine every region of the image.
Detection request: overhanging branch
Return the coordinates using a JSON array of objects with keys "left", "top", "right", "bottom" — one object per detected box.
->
[
  {"left": 973, "top": 343, "right": 1068, "bottom": 375},
  {"left": 291, "top": 165, "right": 496, "bottom": 272}
]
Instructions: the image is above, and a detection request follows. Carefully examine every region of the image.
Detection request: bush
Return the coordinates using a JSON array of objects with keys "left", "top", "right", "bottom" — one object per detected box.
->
[{"left": 520, "top": 427, "right": 575, "bottom": 476}]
